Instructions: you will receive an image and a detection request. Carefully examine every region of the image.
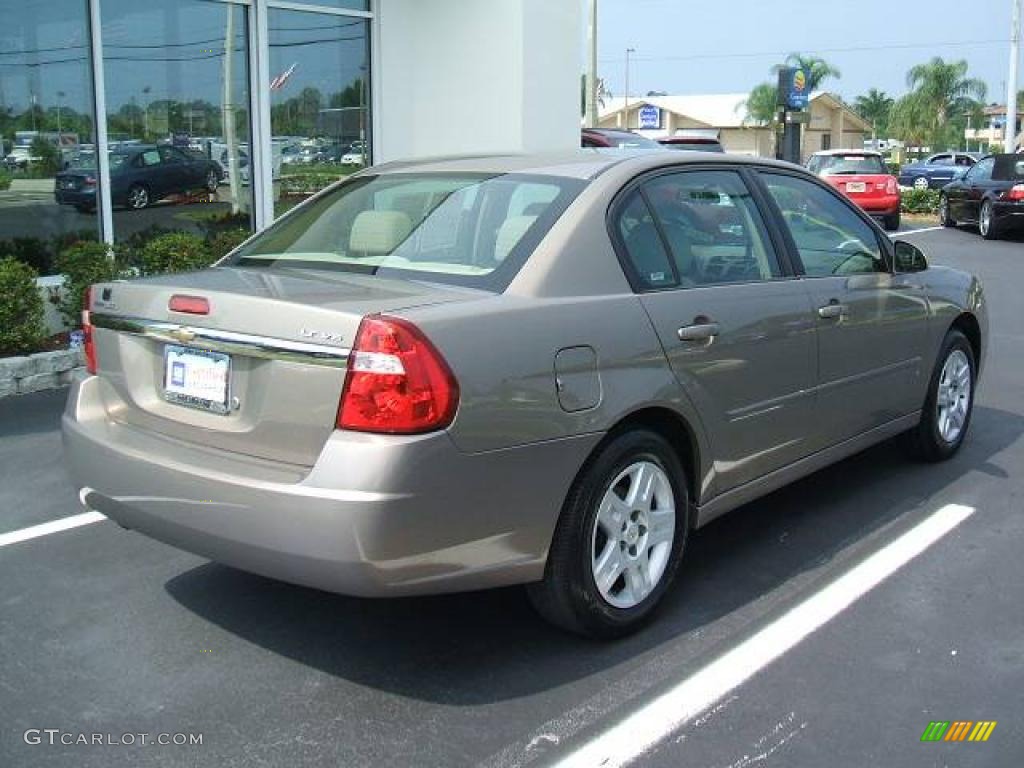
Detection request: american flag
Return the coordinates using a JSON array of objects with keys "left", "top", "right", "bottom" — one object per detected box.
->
[{"left": 270, "top": 63, "right": 297, "bottom": 91}]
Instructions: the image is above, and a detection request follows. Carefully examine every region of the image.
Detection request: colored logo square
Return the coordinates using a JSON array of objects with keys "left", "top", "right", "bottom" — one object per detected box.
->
[{"left": 171, "top": 361, "right": 186, "bottom": 387}]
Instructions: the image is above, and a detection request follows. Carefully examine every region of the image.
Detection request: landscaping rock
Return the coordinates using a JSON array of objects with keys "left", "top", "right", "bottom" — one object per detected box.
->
[
  {"left": 0, "top": 355, "right": 36, "bottom": 379},
  {"left": 33, "top": 350, "right": 80, "bottom": 374},
  {"left": 17, "top": 372, "right": 59, "bottom": 394},
  {"left": 0, "top": 378, "right": 16, "bottom": 398}
]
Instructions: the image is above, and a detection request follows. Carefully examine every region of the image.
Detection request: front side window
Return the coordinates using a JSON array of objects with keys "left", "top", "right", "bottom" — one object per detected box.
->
[
  {"left": 230, "top": 173, "right": 583, "bottom": 291},
  {"left": 761, "top": 173, "right": 886, "bottom": 277}
]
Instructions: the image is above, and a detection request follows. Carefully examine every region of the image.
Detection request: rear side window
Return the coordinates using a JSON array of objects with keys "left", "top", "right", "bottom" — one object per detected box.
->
[
  {"left": 230, "top": 172, "right": 584, "bottom": 290},
  {"left": 761, "top": 173, "right": 887, "bottom": 277},
  {"left": 615, "top": 170, "right": 781, "bottom": 291}
]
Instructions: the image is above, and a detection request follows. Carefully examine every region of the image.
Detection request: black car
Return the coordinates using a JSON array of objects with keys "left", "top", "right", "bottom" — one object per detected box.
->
[
  {"left": 581, "top": 128, "right": 663, "bottom": 149},
  {"left": 940, "top": 154, "right": 1024, "bottom": 239},
  {"left": 54, "top": 145, "right": 222, "bottom": 213}
]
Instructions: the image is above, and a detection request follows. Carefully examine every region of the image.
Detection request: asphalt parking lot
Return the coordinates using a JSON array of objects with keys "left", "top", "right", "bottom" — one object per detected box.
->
[{"left": 1, "top": 224, "right": 1022, "bottom": 767}]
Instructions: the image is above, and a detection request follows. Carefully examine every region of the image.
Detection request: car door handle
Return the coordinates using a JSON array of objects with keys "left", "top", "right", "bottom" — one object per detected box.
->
[
  {"left": 817, "top": 302, "right": 847, "bottom": 320},
  {"left": 677, "top": 322, "right": 721, "bottom": 342}
]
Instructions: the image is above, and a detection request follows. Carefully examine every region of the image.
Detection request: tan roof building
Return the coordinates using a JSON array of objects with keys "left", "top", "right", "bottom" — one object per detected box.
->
[{"left": 597, "top": 92, "right": 871, "bottom": 162}]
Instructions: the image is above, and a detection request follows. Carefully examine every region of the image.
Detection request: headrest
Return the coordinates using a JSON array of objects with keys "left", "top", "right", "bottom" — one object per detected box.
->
[
  {"left": 494, "top": 215, "right": 537, "bottom": 263},
  {"left": 349, "top": 210, "right": 413, "bottom": 255}
]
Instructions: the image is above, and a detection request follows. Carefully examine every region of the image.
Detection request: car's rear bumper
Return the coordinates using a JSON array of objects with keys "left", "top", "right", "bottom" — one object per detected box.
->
[
  {"left": 993, "top": 200, "right": 1024, "bottom": 230},
  {"left": 54, "top": 189, "right": 96, "bottom": 206},
  {"left": 850, "top": 194, "right": 900, "bottom": 215},
  {"left": 62, "top": 373, "right": 598, "bottom": 597}
]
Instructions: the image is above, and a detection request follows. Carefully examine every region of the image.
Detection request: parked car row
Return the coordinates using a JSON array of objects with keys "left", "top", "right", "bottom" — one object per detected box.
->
[{"left": 581, "top": 128, "right": 724, "bottom": 153}]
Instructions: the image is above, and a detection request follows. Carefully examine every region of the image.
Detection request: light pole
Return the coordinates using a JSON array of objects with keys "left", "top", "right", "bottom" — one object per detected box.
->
[
  {"left": 1006, "top": 0, "right": 1021, "bottom": 151},
  {"left": 584, "top": 0, "right": 598, "bottom": 128},
  {"left": 624, "top": 47, "right": 636, "bottom": 129},
  {"left": 56, "top": 90, "right": 64, "bottom": 137}
]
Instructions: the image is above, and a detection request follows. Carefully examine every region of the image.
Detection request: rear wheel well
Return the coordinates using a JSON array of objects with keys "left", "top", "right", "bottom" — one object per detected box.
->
[
  {"left": 951, "top": 313, "right": 981, "bottom": 370},
  {"left": 604, "top": 408, "right": 701, "bottom": 527}
]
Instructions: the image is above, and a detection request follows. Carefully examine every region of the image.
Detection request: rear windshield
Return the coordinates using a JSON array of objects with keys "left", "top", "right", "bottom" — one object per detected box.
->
[
  {"left": 661, "top": 141, "right": 724, "bottom": 153},
  {"left": 808, "top": 154, "right": 886, "bottom": 175},
  {"left": 600, "top": 133, "right": 662, "bottom": 149},
  {"left": 228, "top": 172, "right": 584, "bottom": 290}
]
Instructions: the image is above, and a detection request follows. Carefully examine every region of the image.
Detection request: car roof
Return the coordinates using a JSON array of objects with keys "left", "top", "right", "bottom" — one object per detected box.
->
[
  {"left": 810, "top": 149, "right": 882, "bottom": 157},
  {"left": 366, "top": 150, "right": 800, "bottom": 181}
]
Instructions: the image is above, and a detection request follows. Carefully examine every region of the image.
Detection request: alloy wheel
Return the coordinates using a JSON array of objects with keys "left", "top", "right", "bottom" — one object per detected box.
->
[
  {"left": 128, "top": 186, "right": 149, "bottom": 209},
  {"left": 913, "top": 177, "right": 929, "bottom": 190},
  {"left": 980, "top": 202, "right": 991, "bottom": 237},
  {"left": 936, "top": 349, "right": 971, "bottom": 444},
  {"left": 206, "top": 171, "right": 219, "bottom": 192},
  {"left": 591, "top": 461, "right": 675, "bottom": 609}
]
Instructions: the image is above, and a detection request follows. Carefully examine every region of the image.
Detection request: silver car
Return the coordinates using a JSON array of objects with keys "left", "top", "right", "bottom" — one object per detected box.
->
[{"left": 63, "top": 151, "right": 987, "bottom": 637}]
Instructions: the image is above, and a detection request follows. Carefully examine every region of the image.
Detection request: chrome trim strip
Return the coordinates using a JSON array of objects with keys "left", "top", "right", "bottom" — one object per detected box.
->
[{"left": 92, "top": 314, "right": 350, "bottom": 368}]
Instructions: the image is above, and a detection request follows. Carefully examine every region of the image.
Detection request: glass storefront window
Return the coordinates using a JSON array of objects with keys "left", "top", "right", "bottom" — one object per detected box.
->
[
  {"left": 269, "top": 8, "right": 369, "bottom": 218},
  {"left": 100, "top": 0, "right": 253, "bottom": 253},
  {"left": 0, "top": 1, "right": 99, "bottom": 282},
  {"left": 272, "top": 1, "right": 370, "bottom": 12}
]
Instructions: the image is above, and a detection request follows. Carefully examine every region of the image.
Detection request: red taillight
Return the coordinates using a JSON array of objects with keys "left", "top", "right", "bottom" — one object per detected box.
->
[
  {"left": 1004, "top": 184, "right": 1024, "bottom": 201},
  {"left": 83, "top": 175, "right": 96, "bottom": 186},
  {"left": 168, "top": 294, "right": 210, "bottom": 315},
  {"left": 886, "top": 177, "right": 898, "bottom": 195},
  {"left": 337, "top": 315, "right": 459, "bottom": 434},
  {"left": 82, "top": 285, "right": 97, "bottom": 375}
]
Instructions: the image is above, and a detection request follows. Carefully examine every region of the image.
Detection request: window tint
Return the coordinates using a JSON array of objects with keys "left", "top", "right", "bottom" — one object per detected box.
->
[
  {"left": 955, "top": 155, "right": 976, "bottom": 167},
  {"left": 761, "top": 173, "right": 887, "bottom": 277},
  {"left": 967, "top": 157, "right": 995, "bottom": 182},
  {"left": 140, "top": 150, "right": 161, "bottom": 167},
  {"left": 615, "top": 192, "right": 677, "bottom": 290},
  {"left": 931, "top": 155, "right": 953, "bottom": 165},
  {"left": 643, "top": 171, "right": 781, "bottom": 286}
]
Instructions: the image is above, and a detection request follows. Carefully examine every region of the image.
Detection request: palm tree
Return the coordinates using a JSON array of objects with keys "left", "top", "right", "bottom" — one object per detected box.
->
[
  {"left": 773, "top": 54, "right": 841, "bottom": 92},
  {"left": 742, "top": 82, "right": 778, "bottom": 126},
  {"left": 903, "top": 57, "right": 986, "bottom": 150},
  {"left": 580, "top": 74, "right": 611, "bottom": 118},
  {"left": 854, "top": 88, "right": 894, "bottom": 140}
]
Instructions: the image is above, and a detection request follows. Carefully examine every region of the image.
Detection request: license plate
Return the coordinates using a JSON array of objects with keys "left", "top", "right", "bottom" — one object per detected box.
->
[
  {"left": 846, "top": 182, "right": 866, "bottom": 193},
  {"left": 163, "top": 345, "right": 231, "bottom": 414}
]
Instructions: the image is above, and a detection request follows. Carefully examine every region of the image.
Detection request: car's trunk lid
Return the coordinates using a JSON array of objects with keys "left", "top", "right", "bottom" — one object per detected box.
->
[{"left": 89, "top": 266, "right": 480, "bottom": 467}]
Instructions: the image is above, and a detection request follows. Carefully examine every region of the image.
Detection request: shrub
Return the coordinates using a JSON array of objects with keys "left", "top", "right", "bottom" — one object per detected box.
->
[
  {"left": 195, "top": 210, "right": 250, "bottom": 239},
  {"left": 139, "top": 232, "right": 212, "bottom": 276},
  {"left": 55, "top": 241, "right": 119, "bottom": 328},
  {"left": 0, "top": 257, "right": 47, "bottom": 355},
  {"left": 1, "top": 237, "right": 53, "bottom": 275},
  {"left": 900, "top": 188, "right": 940, "bottom": 215},
  {"left": 208, "top": 227, "right": 250, "bottom": 260},
  {"left": 0, "top": 170, "right": 11, "bottom": 191},
  {"left": 112, "top": 225, "right": 173, "bottom": 273}
]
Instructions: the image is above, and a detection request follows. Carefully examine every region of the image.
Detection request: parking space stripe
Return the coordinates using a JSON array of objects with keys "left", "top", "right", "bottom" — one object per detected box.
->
[
  {"left": 549, "top": 503, "right": 975, "bottom": 768},
  {"left": 0, "top": 511, "right": 106, "bottom": 548},
  {"left": 892, "top": 226, "right": 944, "bottom": 237}
]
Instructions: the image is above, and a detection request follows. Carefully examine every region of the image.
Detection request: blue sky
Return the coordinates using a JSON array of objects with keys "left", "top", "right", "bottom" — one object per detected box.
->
[{"left": 591, "top": 0, "right": 1021, "bottom": 104}]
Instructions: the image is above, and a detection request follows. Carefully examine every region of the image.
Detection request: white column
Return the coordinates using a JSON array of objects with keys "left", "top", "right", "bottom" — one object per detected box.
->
[
  {"left": 1007, "top": 0, "right": 1021, "bottom": 151},
  {"left": 373, "top": 0, "right": 581, "bottom": 162}
]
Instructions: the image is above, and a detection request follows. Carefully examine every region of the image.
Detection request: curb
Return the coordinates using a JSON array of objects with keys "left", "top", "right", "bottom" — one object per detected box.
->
[{"left": 0, "top": 349, "right": 84, "bottom": 399}]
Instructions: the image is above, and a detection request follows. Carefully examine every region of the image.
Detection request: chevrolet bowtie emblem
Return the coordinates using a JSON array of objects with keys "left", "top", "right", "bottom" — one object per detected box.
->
[{"left": 169, "top": 327, "right": 197, "bottom": 343}]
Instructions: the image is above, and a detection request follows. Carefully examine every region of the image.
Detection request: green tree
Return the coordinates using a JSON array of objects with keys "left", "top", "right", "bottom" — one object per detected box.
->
[
  {"left": 580, "top": 74, "right": 611, "bottom": 118},
  {"left": 742, "top": 82, "right": 778, "bottom": 126},
  {"left": 854, "top": 88, "right": 894, "bottom": 139},
  {"left": 901, "top": 57, "right": 986, "bottom": 151},
  {"left": 773, "top": 54, "right": 841, "bottom": 91}
]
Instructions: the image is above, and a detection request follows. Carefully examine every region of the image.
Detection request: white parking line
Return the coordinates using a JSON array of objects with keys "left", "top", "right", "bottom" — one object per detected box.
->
[
  {"left": 550, "top": 503, "right": 975, "bottom": 768},
  {"left": 0, "top": 511, "right": 106, "bottom": 548},
  {"left": 892, "top": 226, "right": 944, "bottom": 237}
]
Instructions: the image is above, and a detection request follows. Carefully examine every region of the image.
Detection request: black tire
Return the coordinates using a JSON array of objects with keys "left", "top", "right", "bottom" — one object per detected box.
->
[
  {"left": 74, "top": 204, "right": 94, "bottom": 214},
  {"left": 908, "top": 329, "right": 976, "bottom": 462},
  {"left": 979, "top": 200, "right": 1000, "bottom": 240},
  {"left": 939, "top": 195, "right": 956, "bottom": 227},
  {"left": 883, "top": 211, "right": 901, "bottom": 231},
  {"left": 527, "top": 429, "right": 689, "bottom": 638},
  {"left": 127, "top": 184, "right": 150, "bottom": 210}
]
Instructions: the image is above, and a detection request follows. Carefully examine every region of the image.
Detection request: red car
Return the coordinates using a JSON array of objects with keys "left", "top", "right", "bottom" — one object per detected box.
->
[{"left": 807, "top": 150, "right": 901, "bottom": 231}]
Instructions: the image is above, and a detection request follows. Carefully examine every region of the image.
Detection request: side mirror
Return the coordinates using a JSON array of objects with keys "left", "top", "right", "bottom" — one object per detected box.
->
[{"left": 893, "top": 240, "right": 928, "bottom": 273}]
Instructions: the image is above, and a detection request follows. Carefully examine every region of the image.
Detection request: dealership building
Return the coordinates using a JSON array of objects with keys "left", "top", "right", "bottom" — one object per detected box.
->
[{"left": 0, "top": 0, "right": 580, "bottom": 249}]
